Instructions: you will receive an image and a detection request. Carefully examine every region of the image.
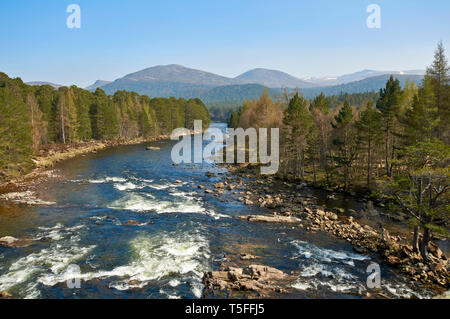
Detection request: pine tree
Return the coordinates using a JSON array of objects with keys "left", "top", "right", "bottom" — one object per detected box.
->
[
  {"left": 311, "top": 92, "right": 330, "bottom": 114},
  {"left": 90, "top": 88, "right": 119, "bottom": 140},
  {"left": 228, "top": 110, "right": 240, "bottom": 128},
  {"left": 426, "top": 41, "right": 450, "bottom": 141},
  {"left": 26, "top": 92, "right": 47, "bottom": 151},
  {"left": 403, "top": 76, "right": 439, "bottom": 145},
  {"left": 0, "top": 80, "right": 33, "bottom": 176},
  {"left": 377, "top": 76, "right": 402, "bottom": 177},
  {"left": 310, "top": 107, "right": 333, "bottom": 185},
  {"left": 332, "top": 100, "right": 358, "bottom": 190},
  {"left": 390, "top": 139, "right": 449, "bottom": 259},
  {"left": 283, "top": 92, "right": 313, "bottom": 179},
  {"left": 138, "top": 95, "right": 154, "bottom": 138},
  {"left": 74, "top": 87, "right": 93, "bottom": 141},
  {"left": 356, "top": 100, "right": 383, "bottom": 186}
]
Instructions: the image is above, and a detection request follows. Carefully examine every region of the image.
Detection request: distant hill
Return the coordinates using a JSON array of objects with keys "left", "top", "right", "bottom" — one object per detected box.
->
[
  {"left": 121, "top": 64, "right": 235, "bottom": 86},
  {"left": 235, "top": 68, "right": 315, "bottom": 88},
  {"left": 100, "top": 80, "right": 213, "bottom": 98},
  {"left": 85, "top": 80, "right": 112, "bottom": 91},
  {"left": 199, "top": 74, "right": 423, "bottom": 105},
  {"left": 303, "top": 69, "right": 425, "bottom": 86},
  {"left": 89, "top": 65, "right": 424, "bottom": 106},
  {"left": 300, "top": 74, "right": 424, "bottom": 99},
  {"left": 26, "top": 81, "right": 62, "bottom": 88}
]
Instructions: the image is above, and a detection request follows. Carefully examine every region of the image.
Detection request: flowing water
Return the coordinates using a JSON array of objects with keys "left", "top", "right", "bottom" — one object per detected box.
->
[{"left": 0, "top": 123, "right": 434, "bottom": 299}]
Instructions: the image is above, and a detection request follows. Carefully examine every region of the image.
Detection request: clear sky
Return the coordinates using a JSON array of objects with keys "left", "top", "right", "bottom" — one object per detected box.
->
[{"left": 1, "top": 0, "right": 449, "bottom": 87}]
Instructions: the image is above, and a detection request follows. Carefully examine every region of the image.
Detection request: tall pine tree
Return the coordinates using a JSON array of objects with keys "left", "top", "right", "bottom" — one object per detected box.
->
[{"left": 377, "top": 75, "right": 402, "bottom": 177}]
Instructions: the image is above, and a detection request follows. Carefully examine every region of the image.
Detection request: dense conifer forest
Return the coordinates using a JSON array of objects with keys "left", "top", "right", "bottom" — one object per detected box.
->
[{"left": 0, "top": 73, "right": 210, "bottom": 178}]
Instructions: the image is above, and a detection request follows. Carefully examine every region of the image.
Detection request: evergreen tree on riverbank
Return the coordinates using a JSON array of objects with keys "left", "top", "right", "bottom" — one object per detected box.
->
[
  {"left": 331, "top": 100, "right": 358, "bottom": 191},
  {"left": 0, "top": 74, "right": 33, "bottom": 177},
  {"left": 283, "top": 92, "right": 313, "bottom": 179},
  {"left": 355, "top": 100, "right": 383, "bottom": 187},
  {"left": 426, "top": 41, "right": 450, "bottom": 142},
  {"left": 377, "top": 75, "right": 402, "bottom": 177}
]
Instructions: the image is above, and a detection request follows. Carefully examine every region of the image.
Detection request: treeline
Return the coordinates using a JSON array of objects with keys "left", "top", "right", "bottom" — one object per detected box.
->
[
  {"left": 208, "top": 105, "right": 238, "bottom": 122},
  {"left": 327, "top": 91, "right": 379, "bottom": 109},
  {"left": 214, "top": 92, "right": 380, "bottom": 123},
  {"left": 0, "top": 73, "right": 210, "bottom": 177},
  {"left": 229, "top": 42, "right": 449, "bottom": 259}
]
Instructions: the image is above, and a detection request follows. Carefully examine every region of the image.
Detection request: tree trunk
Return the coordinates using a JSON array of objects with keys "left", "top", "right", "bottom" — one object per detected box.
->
[
  {"left": 344, "top": 166, "right": 349, "bottom": 191},
  {"left": 313, "top": 160, "right": 317, "bottom": 184},
  {"left": 61, "top": 107, "right": 66, "bottom": 144},
  {"left": 390, "top": 138, "right": 396, "bottom": 176},
  {"left": 300, "top": 152, "right": 305, "bottom": 180},
  {"left": 385, "top": 130, "right": 389, "bottom": 177},
  {"left": 367, "top": 138, "right": 371, "bottom": 187},
  {"left": 419, "top": 227, "right": 431, "bottom": 262},
  {"left": 412, "top": 226, "right": 420, "bottom": 253}
]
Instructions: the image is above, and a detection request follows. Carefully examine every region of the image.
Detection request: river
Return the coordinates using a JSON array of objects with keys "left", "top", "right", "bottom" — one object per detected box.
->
[{"left": 0, "top": 123, "right": 434, "bottom": 299}]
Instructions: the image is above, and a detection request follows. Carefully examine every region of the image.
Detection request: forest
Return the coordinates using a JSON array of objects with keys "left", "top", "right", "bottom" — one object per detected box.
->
[
  {"left": 209, "top": 91, "right": 380, "bottom": 122},
  {"left": 228, "top": 43, "right": 449, "bottom": 260},
  {"left": 0, "top": 73, "right": 210, "bottom": 179}
]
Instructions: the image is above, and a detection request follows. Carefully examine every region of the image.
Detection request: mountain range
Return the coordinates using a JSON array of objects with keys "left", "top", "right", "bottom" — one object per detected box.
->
[
  {"left": 27, "top": 64, "right": 425, "bottom": 106},
  {"left": 301, "top": 69, "right": 425, "bottom": 86}
]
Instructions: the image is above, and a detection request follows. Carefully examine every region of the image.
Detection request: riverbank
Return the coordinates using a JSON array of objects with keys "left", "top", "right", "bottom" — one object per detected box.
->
[
  {"left": 0, "top": 135, "right": 170, "bottom": 202},
  {"left": 204, "top": 162, "right": 449, "bottom": 296},
  {"left": 0, "top": 122, "right": 446, "bottom": 299}
]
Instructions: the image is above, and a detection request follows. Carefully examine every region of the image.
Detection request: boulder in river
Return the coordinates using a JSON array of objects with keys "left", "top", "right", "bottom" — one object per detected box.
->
[
  {"left": 0, "top": 236, "right": 19, "bottom": 246},
  {"left": 239, "top": 215, "right": 301, "bottom": 224},
  {"left": 0, "top": 291, "right": 13, "bottom": 299},
  {"left": 0, "top": 236, "right": 30, "bottom": 248},
  {"left": 203, "top": 264, "right": 290, "bottom": 296},
  {"left": 240, "top": 253, "right": 259, "bottom": 260},
  {"left": 125, "top": 220, "right": 144, "bottom": 226},
  {"left": 206, "top": 172, "right": 217, "bottom": 178}
]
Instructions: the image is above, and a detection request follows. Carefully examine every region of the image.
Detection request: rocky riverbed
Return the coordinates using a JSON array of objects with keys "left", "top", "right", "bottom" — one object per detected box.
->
[{"left": 200, "top": 163, "right": 449, "bottom": 296}]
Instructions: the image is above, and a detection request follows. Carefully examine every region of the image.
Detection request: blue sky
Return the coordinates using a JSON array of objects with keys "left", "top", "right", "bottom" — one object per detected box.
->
[{"left": 1, "top": 0, "right": 449, "bottom": 87}]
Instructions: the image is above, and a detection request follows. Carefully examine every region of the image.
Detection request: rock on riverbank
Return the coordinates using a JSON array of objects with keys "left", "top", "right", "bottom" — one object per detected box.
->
[{"left": 220, "top": 163, "right": 450, "bottom": 291}]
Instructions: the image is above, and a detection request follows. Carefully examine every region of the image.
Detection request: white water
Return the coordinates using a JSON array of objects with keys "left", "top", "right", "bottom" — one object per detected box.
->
[
  {"left": 0, "top": 224, "right": 94, "bottom": 298},
  {"left": 290, "top": 240, "right": 432, "bottom": 298},
  {"left": 37, "top": 228, "right": 210, "bottom": 298}
]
